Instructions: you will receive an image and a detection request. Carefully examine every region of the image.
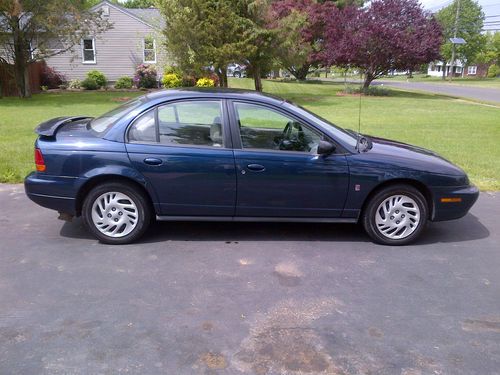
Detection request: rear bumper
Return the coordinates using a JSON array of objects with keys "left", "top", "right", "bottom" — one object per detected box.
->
[
  {"left": 24, "top": 172, "right": 82, "bottom": 215},
  {"left": 431, "top": 185, "right": 480, "bottom": 222}
]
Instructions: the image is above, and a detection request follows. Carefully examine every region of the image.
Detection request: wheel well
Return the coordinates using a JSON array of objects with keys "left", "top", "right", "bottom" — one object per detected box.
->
[
  {"left": 360, "top": 179, "right": 433, "bottom": 219},
  {"left": 75, "top": 175, "right": 155, "bottom": 216}
]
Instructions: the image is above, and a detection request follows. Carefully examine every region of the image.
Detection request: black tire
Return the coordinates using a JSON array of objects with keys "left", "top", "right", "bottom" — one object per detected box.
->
[
  {"left": 233, "top": 71, "right": 241, "bottom": 78},
  {"left": 82, "top": 182, "right": 151, "bottom": 244},
  {"left": 362, "top": 184, "right": 428, "bottom": 246}
]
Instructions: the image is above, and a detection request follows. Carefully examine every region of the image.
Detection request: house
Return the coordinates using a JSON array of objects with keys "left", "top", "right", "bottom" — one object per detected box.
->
[
  {"left": 427, "top": 61, "right": 489, "bottom": 78},
  {"left": 45, "top": 1, "right": 168, "bottom": 82}
]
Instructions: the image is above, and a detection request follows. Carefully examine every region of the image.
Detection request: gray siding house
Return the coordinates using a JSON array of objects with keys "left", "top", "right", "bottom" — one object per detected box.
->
[{"left": 46, "top": 1, "right": 167, "bottom": 82}]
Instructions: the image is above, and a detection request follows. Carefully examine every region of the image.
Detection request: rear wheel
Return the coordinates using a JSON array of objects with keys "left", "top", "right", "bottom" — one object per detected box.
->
[
  {"left": 362, "top": 184, "right": 428, "bottom": 245},
  {"left": 82, "top": 182, "right": 151, "bottom": 244},
  {"left": 233, "top": 71, "right": 241, "bottom": 78}
]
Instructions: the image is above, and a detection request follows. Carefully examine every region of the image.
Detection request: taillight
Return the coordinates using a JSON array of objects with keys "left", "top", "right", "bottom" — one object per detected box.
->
[{"left": 34, "top": 148, "right": 46, "bottom": 172}]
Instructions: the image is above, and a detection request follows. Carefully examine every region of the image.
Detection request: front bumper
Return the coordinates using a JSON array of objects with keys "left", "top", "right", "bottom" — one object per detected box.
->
[
  {"left": 431, "top": 184, "right": 480, "bottom": 222},
  {"left": 24, "top": 172, "right": 82, "bottom": 215}
]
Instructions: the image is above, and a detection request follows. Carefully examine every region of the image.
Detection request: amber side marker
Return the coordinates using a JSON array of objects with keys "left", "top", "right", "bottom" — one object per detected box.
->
[{"left": 440, "top": 197, "right": 462, "bottom": 203}]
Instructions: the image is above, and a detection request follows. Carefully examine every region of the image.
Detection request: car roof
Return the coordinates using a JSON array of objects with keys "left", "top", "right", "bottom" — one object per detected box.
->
[{"left": 144, "top": 88, "right": 287, "bottom": 106}]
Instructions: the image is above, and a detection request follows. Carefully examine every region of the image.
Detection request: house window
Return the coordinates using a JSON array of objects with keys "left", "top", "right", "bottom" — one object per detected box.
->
[
  {"left": 467, "top": 66, "right": 477, "bottom": 75},
  {"left": 456, "top": 66, "right": 462, "bottom": 74},
  {"left": 143, "top": 38, "right": 156, "bottom": 63},
  {"left": 82, "top": 38, "right": 96, "bottom": 64}
]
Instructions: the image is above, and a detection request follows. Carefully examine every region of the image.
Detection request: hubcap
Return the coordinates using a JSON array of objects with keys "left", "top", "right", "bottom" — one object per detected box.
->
[
  {"left": 91, "top": 192, "right": 138, "bottom": 238},
  {"left": 375, "top": 194, "right": 420, "bottom": 240}
]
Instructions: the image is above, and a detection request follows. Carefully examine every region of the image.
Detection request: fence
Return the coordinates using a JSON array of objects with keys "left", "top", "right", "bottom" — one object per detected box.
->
[{"left": 0, "top": 61, "right": 43, "bottom": 97}]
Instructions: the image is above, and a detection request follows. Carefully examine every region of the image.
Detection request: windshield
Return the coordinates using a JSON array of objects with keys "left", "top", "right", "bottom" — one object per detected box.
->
[
  {"left": 284, "top": 102, "right": 358, "bottom": 148},
  {"left": 88, "top": 99, "right": 144, "bottom": 135}
]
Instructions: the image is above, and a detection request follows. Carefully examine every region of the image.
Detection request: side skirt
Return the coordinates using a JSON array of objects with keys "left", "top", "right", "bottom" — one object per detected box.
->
[{"left": 156, "top": 215, "right": 358, "bottom": 223}]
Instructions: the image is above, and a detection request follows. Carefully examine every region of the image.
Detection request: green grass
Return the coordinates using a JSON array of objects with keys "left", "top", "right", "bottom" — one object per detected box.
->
[
  {"left": 0, "top": 81, "right": 499, "bottom": 190},
  {"left": 379, "top": 73, "right": 500, "bottom": 89}
]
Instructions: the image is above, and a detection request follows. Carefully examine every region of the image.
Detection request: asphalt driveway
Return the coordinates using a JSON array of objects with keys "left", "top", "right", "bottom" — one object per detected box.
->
[{"left": 0, "top": 184, "right": 499, "bottom": 374}]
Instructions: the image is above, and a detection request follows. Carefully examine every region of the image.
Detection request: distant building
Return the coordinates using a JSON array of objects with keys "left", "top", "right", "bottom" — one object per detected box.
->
[
  {"left": 428, "top": 61, "right": 489, "bottom": 78},
  {"left": 45, "top": 0, "right": 168, "bottom": 82}
]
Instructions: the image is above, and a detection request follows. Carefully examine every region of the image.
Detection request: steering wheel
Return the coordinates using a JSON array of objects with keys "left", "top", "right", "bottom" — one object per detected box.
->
[{"left": 279, "top": 121, "right": 307, "bottom": 151}]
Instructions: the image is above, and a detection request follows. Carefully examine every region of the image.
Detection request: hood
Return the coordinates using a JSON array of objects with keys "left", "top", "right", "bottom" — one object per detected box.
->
[{"left": 366, "top": 135, "right": 466, "bottom": 176}]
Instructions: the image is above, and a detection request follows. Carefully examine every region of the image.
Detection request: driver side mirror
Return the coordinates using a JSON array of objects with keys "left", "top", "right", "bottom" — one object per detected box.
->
[{"left": 317, "top": 140, "right": 335, "bottom": 156}]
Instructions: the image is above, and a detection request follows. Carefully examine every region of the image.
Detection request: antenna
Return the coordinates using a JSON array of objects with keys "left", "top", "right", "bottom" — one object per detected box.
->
[{"left": 355, "top": 71, "right": 363, "bottom": 152}]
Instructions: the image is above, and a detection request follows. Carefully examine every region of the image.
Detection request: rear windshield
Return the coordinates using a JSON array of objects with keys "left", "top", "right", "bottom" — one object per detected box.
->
[{"left": 88, "top": 99, "right": 144, "bottom": 135}]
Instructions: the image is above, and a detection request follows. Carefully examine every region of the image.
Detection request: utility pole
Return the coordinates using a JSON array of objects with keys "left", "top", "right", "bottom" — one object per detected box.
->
[{"left": 449, "top": 0, "right": 461, "bottom": 81}]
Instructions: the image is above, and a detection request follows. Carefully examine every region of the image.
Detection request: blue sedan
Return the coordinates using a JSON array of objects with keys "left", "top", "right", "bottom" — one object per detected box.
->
[{"left": 25, "top": 89, "right": 479, "bottom": 245}]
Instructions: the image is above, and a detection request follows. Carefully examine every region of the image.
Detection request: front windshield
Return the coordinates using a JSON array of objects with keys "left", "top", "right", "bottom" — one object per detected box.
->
[
  {"left": 88, "top": 99, "right": 144, "bottom": 135},
  {"left": 284, "top": 102, "right": 358, "bottom": 148}
]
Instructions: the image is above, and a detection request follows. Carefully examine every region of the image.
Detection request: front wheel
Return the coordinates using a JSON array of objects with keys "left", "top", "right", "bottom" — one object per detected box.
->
[
  {"left": 362, "top": 184, "right": 428, "bottom": 245},
  {"left": 82, "top": 182, "right": 151, "bottom": 244}
]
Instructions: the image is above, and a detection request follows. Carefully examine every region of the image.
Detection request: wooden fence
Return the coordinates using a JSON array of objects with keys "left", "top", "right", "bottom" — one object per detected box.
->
[{"left": 0, "top": 62, "right": 43, "bottom": 97}]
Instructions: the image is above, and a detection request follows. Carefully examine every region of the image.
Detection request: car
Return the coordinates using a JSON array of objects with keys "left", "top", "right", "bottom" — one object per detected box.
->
[
  {"left": 227, "top": 63, "right": 246, "bottom": 78},
  {"left": 25, "top": 88, "right": 479, "bottom": 245}
]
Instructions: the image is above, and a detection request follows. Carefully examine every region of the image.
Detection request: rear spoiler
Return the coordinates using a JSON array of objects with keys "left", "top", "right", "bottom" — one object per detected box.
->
[{"left": 35, "top": 116, "right": 93, "bottom": 137}]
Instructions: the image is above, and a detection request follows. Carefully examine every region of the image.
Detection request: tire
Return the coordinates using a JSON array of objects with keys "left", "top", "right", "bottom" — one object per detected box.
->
[
  {"left": 233, "top": 71, "right": 241, "bottom": 78},
  {"left": 82, "top": 182, "right": 151, "bottom": 244},
  {"left": 362, "top": 184, "right": 428, "bottom": 245}
]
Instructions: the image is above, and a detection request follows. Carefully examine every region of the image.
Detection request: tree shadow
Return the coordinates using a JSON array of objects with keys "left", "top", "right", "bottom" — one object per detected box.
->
[{"left": 60, "top": 213, "right": 489, "bottom": 246}]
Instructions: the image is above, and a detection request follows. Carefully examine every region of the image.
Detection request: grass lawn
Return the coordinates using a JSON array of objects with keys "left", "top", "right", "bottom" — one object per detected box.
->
[{"left": 1, "top": 80, "right": 499, "bottom": 190}]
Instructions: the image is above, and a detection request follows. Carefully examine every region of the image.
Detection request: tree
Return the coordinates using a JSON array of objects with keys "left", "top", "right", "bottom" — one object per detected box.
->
[
  {"left": 0, "top": 0, "right": 111, "bottom": 98},
  {"left": 435, "top": 0, "right": 485, "bottom": 78},
  {"left": 122, "top": 0, "right": 156, "bottom": 8},
  {"left": 321, "top": 0, "right": 442, "bottom": 90},
  {"left": 475, "top": 32, "right": 500, "bottom": 65},
  {"left": 269, "top": 0, "right": 335, "bottom": 81}
]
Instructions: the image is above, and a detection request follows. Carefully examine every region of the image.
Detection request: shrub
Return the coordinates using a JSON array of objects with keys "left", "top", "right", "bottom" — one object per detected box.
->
[
  {"left": 163, "top": 65, "right": 182, "bottom": 76},
  {"left": 162, "top": 73, "right": 182, "bottom": 88},
  {"left": 86, "top": 70, "right": 107, "bottom": 88},
  {"left": 487, "top": 64, "right": 500, "bottom": 78},
  {"left": 59, "top": 84, "right": 68, "bottom": 90},
  {"left": 40, "top": 65, "right": 67, "bottom": 89},
  {"left": 134, "top": 64, "right": 158, "bottom": 88},
  {"left": 341, "top": 85, "right": 390, "bottom": 96},
  {"left": 81, "top": 77, "right": 99, "bottom": 90},
  {"left": 114, "top": 76, "right": 134, "bottom": 89},
  {"left": 196, "top": 77, "right": 215, "bottom": 87},
  {"left": 68, "top": 79, "right": 81, "bottom": 89},
  {"left": 181, "top": 75, "right": 196, "bottom": 87}
]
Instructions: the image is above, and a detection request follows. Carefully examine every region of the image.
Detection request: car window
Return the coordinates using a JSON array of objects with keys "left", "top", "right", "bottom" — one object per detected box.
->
[
  {"left": 128, "top": 109, "right": 156, "bottom": 143},
  {"left": 234, "top": 102, "right": 322, "bottom": 153},
  {"left": 158, "top": 101, "right": 224, "bottom": 147},
  {"left": 89, "top": 99, "right": 143, "bottom": 135}
]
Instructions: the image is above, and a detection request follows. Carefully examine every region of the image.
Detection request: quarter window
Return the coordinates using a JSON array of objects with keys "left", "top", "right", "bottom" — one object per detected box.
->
[
  {"left": 143, "top": 38, "right": 156, "bottom": 63},
  {"left": 234, "top": 102, "right": 322, "bottom": 153},
  {"left": 82, "top": 38, "right": 96, "bottom": 63},
  {"left": 128, "top": 101, "right": 224, "bottom": 148}
]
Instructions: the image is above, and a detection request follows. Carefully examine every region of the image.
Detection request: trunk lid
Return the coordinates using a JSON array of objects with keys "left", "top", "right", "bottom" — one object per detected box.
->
[{"left": 35, "top": 116, "right": 93, "bottom": 137}]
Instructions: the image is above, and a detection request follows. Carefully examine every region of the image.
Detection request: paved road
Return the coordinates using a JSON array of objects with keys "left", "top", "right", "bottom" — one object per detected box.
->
[
  {"left": 1, "top": 184, "right": 499, "bottom": 374},
  {"left": 373, "top": 80, "right": 500, "bottom": 104}
]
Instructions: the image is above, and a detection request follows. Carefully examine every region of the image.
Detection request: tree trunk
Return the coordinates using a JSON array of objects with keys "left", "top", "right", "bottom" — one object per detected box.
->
[
  {"left": 12, "top": 16, "right": 31, "bottom": 98},
  {"left": 290, "top": 64, "right": 310, "bottom": 80},
  {"left": 441, "top": 63, "right": 446, "bottom": 80},
  {"left": 362, "top": 72, "right": 374, "bottom": 93},
  {"left": 215, "top": 67, "right": 228, "bottom": 88},
  {"left": 253, "top": 65, "right": 263, "bottom": 92}
]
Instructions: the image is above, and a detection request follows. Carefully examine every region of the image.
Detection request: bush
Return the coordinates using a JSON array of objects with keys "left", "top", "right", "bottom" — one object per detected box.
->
[
  {"left": 196, "top": 77, "right": 215, "bottom": 87},
  {"left": 134, "top": 64, "right": 158, "bottom": 88},
  {"left": 114, "top": 76, "right": 134, "bottom": 89},
  {"left": 342, "top": 85, "right": 390, "bottom": 96},
  {"left": 487, "top": 64, "right": 500, "bottom": 78},
  {"left": 162, "top": 73, "right": 182, "bottom": 88},
  {"left": 86, "top": 70, "right": 107, "bottom": 88},
  {"left": 163, "top": 65, "right": 182, "bottom": 76},
  {"left": 181, "top": 75, "right": 196, "bottom": 87},
  {"left": 81, "top": 77, "right": 99, "bottom": 90},
  {"left": 40, "top": 65, "right": 67, "bottom": 89},
  {"left": 68, "top": 79, "right": 81, "bottom": 89}
]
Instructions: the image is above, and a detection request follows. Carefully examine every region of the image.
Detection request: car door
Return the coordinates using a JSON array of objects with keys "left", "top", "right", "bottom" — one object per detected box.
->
[
  {"left": 229, "top": 101, "right": 349, "bottom": 218},
  {"left": 126, "top": 99, "right": 236, "bottom": 216}
]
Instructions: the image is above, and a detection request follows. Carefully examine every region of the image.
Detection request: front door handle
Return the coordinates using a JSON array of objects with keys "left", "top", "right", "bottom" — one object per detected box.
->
[
  {"left": 143, "top": 157, "right": 163, "bottom": 166},
  {"left": 247, "top": 164, "right": 266, "bottom": 172}
]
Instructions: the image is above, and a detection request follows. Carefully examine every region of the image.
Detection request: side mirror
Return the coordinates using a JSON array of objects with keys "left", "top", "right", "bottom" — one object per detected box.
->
[{"left": 317, "top": 140, "right": 335, "bottom": 155}]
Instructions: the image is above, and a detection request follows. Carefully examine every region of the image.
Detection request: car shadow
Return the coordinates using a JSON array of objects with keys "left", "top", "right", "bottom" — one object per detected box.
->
[{"left": 59, "top": 213, "right": 489, "bottom": 246}]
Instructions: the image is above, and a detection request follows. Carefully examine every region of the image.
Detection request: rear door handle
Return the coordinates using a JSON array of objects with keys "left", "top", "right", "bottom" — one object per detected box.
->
[
  {"left": 143, "top": 157, "right": 163, "bottom": 166},
  {"left": 247, "top": 164, "right": 266, "bottom": 172}
]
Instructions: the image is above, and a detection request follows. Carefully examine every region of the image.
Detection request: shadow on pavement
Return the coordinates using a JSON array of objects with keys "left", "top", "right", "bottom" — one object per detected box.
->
[{"left": 60, "top": 212, "right": 489, "bottom": 245}]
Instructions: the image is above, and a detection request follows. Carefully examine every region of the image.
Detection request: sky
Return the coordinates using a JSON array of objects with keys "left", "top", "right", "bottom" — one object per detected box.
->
[{"left": 421, "top": 0, "right": 500, "bottom": 32}]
